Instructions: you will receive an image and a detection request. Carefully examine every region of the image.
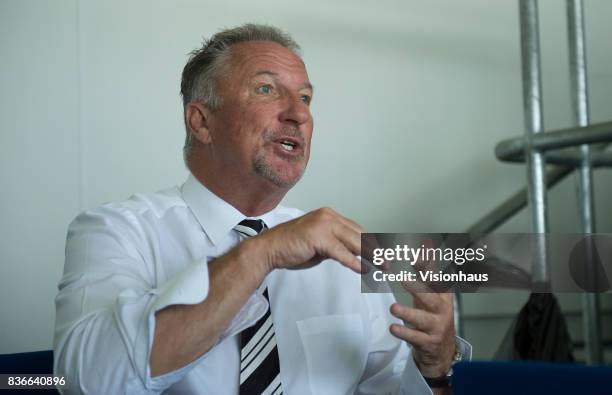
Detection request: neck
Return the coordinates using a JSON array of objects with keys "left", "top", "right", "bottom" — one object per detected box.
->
[{"left": 188, "top": 156, "right": 289, "bottom": 217}]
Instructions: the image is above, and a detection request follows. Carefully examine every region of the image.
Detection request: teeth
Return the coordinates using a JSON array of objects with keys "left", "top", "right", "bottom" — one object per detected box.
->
[{"left": 281, "top": 142, "right": 294, "bottom": 151}]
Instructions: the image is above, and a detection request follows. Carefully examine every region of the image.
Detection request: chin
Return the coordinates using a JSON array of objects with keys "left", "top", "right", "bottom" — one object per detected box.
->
[
  {"left": 253, "top": 154, "right": 308, "bottom": 189},
  {"left": 268, "top": 172, "right": 303, "bottom": 189},
  {"left": 257, "top": 166, "right": 305, "bottom": 189}
]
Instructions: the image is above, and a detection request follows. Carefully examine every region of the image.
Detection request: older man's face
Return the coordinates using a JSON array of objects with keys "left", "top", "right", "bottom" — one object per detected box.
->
[{"left": 207, "top": 40, "right": 313, "bottom": 189}]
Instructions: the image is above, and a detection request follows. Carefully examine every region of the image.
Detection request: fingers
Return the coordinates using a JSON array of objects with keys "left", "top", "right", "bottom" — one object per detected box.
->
[
  {"left": 401, "top": 283, "right": 453, "bottom": 312},
  {"left": 335, "top": 213, "right": 363, "bottom": 234},
  {"left": 389, "top": 301, "right": 456, "bottom": 373},
  {"left": 315, "top": 208, "right": 363, "bottom": 250},
  {"left": 322, "top": 241, "right": 362, "bottom": 273},
  {"left": 315, "top": 208, "right": 363, "bottom": 273},
  {"left": 332, "top": 221, "right": 361, "bottom": 256},
  {"left": 418, "top": 292, "right": 453, "bottom": 314},
  {"left": 400, "top": 278, "right": 436, "bottom": 294},
  {"left": 390, "top": 303, "right": 436, "bottom": 331},
  {"left": 389, "top": 324, "right": 430, "bottom": 348},
  {"left": 317, "top": 206, "right": 363, "bottom": 234},
  {"left": 389, "top": 290, "right": 456, "bottom": 378},
  {"left": 262, "top": 207, "right": 364, "bottom": 272}
]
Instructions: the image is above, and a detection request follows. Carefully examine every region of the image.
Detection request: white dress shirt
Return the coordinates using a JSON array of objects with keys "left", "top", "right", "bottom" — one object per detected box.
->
[{"left": 54, "top": 174, "right": 470, "bottom": 395}]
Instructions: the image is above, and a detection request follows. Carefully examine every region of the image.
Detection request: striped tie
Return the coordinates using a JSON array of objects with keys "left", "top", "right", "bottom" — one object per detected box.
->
[{"left": 234, "top": 219, "right": 283, "bottom": 395}]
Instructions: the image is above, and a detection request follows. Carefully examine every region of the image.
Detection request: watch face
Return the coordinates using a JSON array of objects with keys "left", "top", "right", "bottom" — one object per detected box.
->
[{"left": 447, "top": 347, "right": 462, "bottom": 377}]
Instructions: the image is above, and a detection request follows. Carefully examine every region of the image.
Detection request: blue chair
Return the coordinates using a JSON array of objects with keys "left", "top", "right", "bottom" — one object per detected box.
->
[
  {"left": 452, "top": 360, "right": 612, "bottom": 395},
  {"left": 0, "top": 350, "right": 59, "bottom": 394}
]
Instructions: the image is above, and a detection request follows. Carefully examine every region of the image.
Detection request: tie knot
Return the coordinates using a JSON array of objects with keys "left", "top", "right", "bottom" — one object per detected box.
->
[{"left": 234, "top": 219, "right": 267, "bottom": 238}]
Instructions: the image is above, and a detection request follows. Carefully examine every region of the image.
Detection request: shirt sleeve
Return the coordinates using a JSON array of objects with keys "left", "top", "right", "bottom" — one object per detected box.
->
[
  {"left": 53, "top": 206, "right": 265, "bottom": 394},
  {"left": 356, "top": 293, "right": 472, "bottom": 395}
]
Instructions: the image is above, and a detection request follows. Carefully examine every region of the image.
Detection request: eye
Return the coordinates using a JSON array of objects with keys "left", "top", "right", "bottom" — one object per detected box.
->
[
  {"left": 256, "top": 84, "right": 273, "bottom": 94},
  {"left": 300, "top": 94, "right": 312, "bottom": 105}
]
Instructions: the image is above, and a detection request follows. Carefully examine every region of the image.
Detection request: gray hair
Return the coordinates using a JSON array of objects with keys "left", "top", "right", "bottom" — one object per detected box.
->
[{"left": 180, "top": 23, "right": 301, "bottom": 158}]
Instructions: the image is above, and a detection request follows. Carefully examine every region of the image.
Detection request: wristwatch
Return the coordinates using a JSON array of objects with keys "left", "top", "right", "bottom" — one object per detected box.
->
[{"left": 422, "top": 344, "right": 464, "bottom": 388}]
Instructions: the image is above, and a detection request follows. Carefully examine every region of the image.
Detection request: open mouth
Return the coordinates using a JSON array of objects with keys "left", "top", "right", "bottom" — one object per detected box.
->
[
  {"left": 280, "top": 140, "right": 297, "bottom": 151},
  {"left": 275, "top": 136, "right": 302, "bottom": 153}
]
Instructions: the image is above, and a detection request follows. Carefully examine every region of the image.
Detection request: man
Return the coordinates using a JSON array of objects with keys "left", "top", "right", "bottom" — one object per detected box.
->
[{"left": 54, "top": 24, "right": 469, "bottom": 394}]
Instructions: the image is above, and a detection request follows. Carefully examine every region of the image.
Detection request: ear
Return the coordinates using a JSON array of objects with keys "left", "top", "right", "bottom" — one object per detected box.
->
[{"left": 186, "top": 102, "right": 213, "bottom": 145}]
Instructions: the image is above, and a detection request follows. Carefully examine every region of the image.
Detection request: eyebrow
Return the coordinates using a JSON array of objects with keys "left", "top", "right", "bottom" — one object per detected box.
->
[{"left": 253, "top": 71, "right": 314, "bottom": 93}]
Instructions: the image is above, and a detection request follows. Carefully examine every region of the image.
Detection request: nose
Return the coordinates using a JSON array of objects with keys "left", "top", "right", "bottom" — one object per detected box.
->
[{"left": 279, "top": 93, "right": 311, "bottom": 127}]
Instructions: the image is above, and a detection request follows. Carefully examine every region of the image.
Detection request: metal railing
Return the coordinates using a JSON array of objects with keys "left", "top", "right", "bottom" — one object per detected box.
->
[{"left": 456, "top": 0, "right": 612, "bottom": 365}]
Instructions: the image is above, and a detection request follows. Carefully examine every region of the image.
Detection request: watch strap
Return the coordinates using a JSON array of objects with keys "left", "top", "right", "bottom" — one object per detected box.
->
[
  {"left": 423, "top": 374, "right": 451, "bottom": 388},
  {"left": 422, "top": 341, "right": 463, "bottom": 388}
]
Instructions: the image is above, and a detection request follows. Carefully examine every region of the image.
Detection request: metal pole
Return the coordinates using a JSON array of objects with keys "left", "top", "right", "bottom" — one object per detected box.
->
[
  {"left": 566, "top": 0, "right": 603, "bottom": 364},
  {"left": 495, "top": 121, "right": 612, "bottom": 161},
  {"left": 519, "top": 0, "right": 550, "bottom": 288},
  {"left": 454, "top": 291, "right": 464, "bottom": 338}
]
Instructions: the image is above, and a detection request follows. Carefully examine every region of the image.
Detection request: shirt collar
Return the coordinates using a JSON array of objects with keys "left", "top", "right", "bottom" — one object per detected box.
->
[{"left": 181, "top": 174, "right": 279, "bottom": 246}]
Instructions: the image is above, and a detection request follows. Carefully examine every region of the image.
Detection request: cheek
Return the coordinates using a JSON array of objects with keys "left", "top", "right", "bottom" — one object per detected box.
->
[{"left": 237, "top": 105, "right": 272, "bottom": 132}]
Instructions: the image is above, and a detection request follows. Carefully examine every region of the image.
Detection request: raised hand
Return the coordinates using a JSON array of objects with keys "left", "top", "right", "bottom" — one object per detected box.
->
[{"left": 251, "top": 207, "right": 364, "bottom": 274}]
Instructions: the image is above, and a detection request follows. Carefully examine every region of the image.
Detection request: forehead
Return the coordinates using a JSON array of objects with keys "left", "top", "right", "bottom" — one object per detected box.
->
[{"left": 226, "top": 41, "right": 310, "bottom": 84}]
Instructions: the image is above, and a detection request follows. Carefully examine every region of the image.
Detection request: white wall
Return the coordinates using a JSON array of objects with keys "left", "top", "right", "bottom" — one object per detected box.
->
[{"left": 1, "top": 0, "right": 611, "bottom": 356}]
